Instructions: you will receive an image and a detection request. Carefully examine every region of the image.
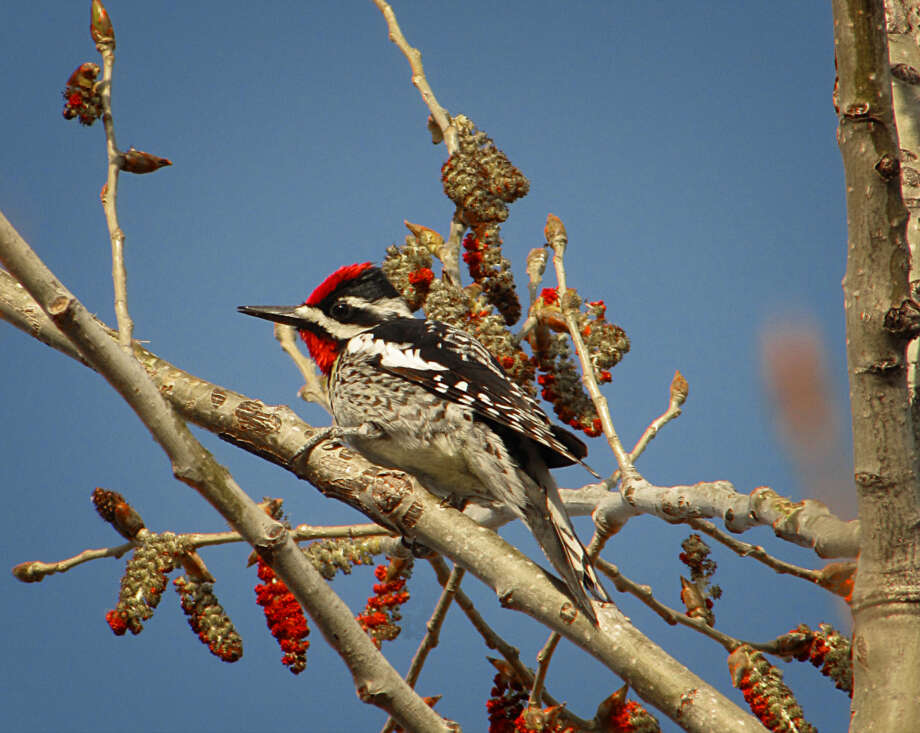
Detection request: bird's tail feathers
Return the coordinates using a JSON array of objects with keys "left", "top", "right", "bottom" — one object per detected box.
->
[
  {"left": 523, "top": 482, "right": 610, "bottom": 626},
  {"left": 544, "top": 491, "right": 610, "bottom": 602}
]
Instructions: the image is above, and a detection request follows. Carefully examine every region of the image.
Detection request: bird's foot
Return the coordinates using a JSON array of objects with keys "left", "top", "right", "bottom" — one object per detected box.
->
[{"left": 290, "top": 422, "right": 384, "bottom": 466}]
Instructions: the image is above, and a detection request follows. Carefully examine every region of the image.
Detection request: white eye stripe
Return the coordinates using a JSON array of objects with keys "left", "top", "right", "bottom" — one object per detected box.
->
[
  {"left": 339, "top": 295, "right": 412, "bottom": 319},
  {"left": 294, "top": 305, "right": 367, "bottom": 341}
]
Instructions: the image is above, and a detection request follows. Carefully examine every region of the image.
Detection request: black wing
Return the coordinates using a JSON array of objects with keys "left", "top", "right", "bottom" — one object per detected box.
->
[{"left": 356, "top": 318, "right": 596, "bottom": 475}]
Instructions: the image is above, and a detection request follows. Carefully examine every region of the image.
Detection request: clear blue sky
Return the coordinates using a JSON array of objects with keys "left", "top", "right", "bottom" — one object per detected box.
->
[{"left": 3, "top": 3, "right": 851, "bottom": 731}]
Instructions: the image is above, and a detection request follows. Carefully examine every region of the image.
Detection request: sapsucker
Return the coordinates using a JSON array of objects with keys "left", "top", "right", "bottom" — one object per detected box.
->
[{"left": 240, "top": 262, "right": 609, "bottom": 623}]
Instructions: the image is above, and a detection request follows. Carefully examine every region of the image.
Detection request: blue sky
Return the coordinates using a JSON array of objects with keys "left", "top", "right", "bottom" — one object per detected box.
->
[{"left": 3, "top": 3, "right": 851, "bottom": 731}]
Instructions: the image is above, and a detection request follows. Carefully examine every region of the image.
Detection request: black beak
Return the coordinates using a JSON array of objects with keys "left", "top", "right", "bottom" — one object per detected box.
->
[{"left": 237, "top": 305, "right": 305, "bottom": 328}]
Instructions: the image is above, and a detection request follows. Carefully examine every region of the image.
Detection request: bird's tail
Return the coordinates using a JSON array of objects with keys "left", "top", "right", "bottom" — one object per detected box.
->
[{"left": 522, "top": 471, "right": 610, "bottom": 625}]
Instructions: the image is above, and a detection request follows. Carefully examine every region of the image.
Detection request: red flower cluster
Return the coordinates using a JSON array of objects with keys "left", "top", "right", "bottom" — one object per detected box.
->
[
  {"left": 601, "top": 698, "right": 658, "bottom": 732},
  {"left": 463, "top": 233, "right": 486, "bottom": 279},
  {"left": 254, "top": 558, "right": 310, "bottom": 674},
  {"left": 486, "top": 670, "right": 527, "bottom": 733},
  {"left": 105, "top": 609, "right": 129, "bottom": 635},
  {"left": 588, "top": 300, "right": 607, "bottom": 318},
  {"left": 407, "top": 267, "right": 435, "bottom": 299},
  {"left": 356, "top": 564, "right": 410, "bottom": 648},
  {"left": 61, "top": 63, "right": 103, "bottom": 126},
  {"left": 536, "top": 373, "right": 603, "bottom": 437},
  {"left": 540, "top": 288, "right": 558, "bottom": 305}
]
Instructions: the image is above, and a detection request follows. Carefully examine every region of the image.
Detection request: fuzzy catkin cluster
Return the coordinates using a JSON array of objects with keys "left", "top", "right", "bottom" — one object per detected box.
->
[
  {"left": 441, "top": 115, "right": 529, "bottom": 227},
  {"left": 106, "top": 533, "right": 189, "bottom": 635},
  {"left": 530, "top": 288, "right": 630, "bottom": 436},
  {"left": 576, "top": 299, "right": 630, "bottom": 376},
  {"left": 787, "top": 623, "right": 852, "bottom": 694},
  {"left": 174, "top": 575, "right": 243, "bottom": 662},
  {"left": 303, "top": 537, "right": 383, "bottom": 580},
  {"left": 728, "top": 646, "right": 816, "bottom": 733},
  {"left": 382, "top": 237, "right": 434, "bottom": 312},
  {"left": 463, "top": 227, "right": 521, "bottom": 325}
]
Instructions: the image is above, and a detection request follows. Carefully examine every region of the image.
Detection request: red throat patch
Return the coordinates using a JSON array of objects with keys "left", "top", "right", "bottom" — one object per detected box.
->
[
  {"left": 306, "top": 262, "right": 374, "bottom": 306},
  {"left": 299, "top": 330, "right": 339, "bottom": 375}
]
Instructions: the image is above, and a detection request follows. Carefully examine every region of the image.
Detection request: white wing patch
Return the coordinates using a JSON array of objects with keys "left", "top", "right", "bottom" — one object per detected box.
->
[{"left": 348, "top": 332, "right": 449, "bottom": 372}]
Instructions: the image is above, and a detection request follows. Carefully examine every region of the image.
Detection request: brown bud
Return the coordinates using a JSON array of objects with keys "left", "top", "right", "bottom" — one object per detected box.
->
[
  {"left": 544, "top": 213, "right": 566, "bottom": 246},
  {"left": 670, "top": 370, "right": 689, "bottom": 405},
  {"left": 487, "top": 656, "right": 519, "bottom": 682},
  {"left": 594, "top": 685, "right": 629, "bottom": 727},
  {"left": 404, "top": 221, "right": 445, "bottom": 256},
  {"left": 816, "top": 561, "right": 856, "bottom": 598},
  {"left": 121, "top": 148, "right": 172, "bottom": 174},
  {"left": 525, "top": 247, "right": 548, "bottom": 298},
  {"left": 727, "top": 645, "right": 755, "bottom": 688},
  {"left": 12, "top": 562, "right": 44, "bottom": 583},
  {"left": 257, "top": 497, "right": 284, "bottom": 520},
  {"left": 427, "top": 115, "right": 444, "bottom": 144},
  {"left": 66, "top": 62, "right": 100, "bottom": 89},
  {"left": 90, "top": 0, "right": 115, "bottom": 46},
  {"left": 112, "top": 499, "right": 146, "bottom": 539},
  {"left": 179, "top": 550, "right": 215, "bottom": 583},
  {"left": 92, "top": 487, "right": 145, "bottom": 540}
]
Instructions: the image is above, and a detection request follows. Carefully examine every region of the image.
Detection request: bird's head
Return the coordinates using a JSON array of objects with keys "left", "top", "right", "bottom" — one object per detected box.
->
[{"left": 238, "top": 263, "right": 412, "bottom": 374}]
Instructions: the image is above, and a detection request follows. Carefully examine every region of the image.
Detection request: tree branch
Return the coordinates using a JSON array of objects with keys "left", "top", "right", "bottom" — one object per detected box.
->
[
  {"left": 0, "top": 211, "right": 453, "bottom": 733},
  {"left": 93, "top": 16, "right": 133, "bottom": 350}
]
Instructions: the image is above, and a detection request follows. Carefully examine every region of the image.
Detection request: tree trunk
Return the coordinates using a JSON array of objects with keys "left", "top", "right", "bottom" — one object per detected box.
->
[{"left": 832, "top": 0, "right": 920, "bottom": 729}]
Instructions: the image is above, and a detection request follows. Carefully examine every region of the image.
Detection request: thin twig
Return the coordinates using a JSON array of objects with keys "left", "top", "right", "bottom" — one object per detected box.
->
[
  {"left": 605, "top": 371, "right": 687, "bottom": 488},
  {"left": 441, "top": 214, "right": 465, "bottom": 285},
  {"left": 381, "top": 565, "right": 466, "bottom": 733},
  {"left": 427, "top": 557, "right": 593, "bottom": 731},
  {"left": 12, "top": 523, "right": 389, "bottom": 583},
  {"left": 274, "top": 323, "right": 331, "bottom": 413},
  {"left": 371, "top": 0, "right": 464, "bottom": 289},
  {"left": 545, "top": 215, "right": 635, "bottom": 477},
  {"left": 13, "top": 542, "right": 134, "bottom": 582},
  {"left": 596, "top": 558, "right": 785, "bottom": 654},
  {"left": 95, "top": 35, "right": 132, "bottom": 350},
  {"left": 427, "top": 557, "right": 532, "bottom": 683},
  {"left": 406, "top": 565, "right": 464, "bottom": 688},
  {"left": 371, "top": 0, "right": 457, "bottom": 154},
  {"left": 687, "top": 518, "right": 823, "bottom": 585},
  {"left": 528, "top": 632, "right": 561, "bottom": 709}
]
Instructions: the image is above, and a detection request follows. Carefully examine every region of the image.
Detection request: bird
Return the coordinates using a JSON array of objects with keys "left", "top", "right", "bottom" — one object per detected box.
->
[{"left": 239, "top": 262, "right": 609, "bottom": 623}]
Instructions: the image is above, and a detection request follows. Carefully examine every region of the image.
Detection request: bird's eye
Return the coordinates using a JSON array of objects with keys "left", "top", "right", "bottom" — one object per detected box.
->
[{"left": 331, "top": 301, "right": 352, "bottom": 319}]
